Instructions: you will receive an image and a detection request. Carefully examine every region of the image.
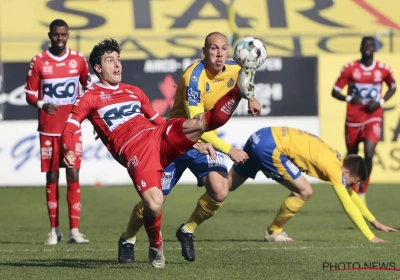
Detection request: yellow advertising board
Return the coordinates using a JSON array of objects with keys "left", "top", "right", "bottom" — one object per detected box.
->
[
  {"left": 319, "top": 54, "right": 400, "bottom": 183},
  {"left": 1, "top": 0, "right": 400, "bottom": 61}
]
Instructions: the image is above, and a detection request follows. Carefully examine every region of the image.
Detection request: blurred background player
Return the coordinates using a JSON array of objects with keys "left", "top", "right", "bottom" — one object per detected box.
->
[
  {"left": 229, "top": 126, "right": 397, "bottom": 242},
  {"left": 119, "top": 32, "right": 261, "bottom": 263},
  {"left": 331, "top": 36, "right": 396, "bottom": 204},
  {"left": 25, "top": 19, "right": 92, "bottom": 245},
  {"left": 62, "top": 38, "right": 257, "bottom": 268}
]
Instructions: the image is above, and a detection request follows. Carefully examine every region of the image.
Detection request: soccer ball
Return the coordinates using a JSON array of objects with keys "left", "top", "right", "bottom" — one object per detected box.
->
[{"left": 234, "top": 37, "right": 267, "bottom": 69}]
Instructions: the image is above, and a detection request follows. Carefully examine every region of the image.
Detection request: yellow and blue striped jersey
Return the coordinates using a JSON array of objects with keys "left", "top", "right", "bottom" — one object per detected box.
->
[{"left": 168, "top": 59, "right": 241, "bottom": 119}]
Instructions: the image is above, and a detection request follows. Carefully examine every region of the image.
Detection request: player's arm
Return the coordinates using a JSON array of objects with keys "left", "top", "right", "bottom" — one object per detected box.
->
[
  {"left": 136, "top": 86, "right": 165, "bottom": 125},
  {"left": 331, "top": 184, "right": 376, "bottom": 241},
  {"left": 79, "top": 56, "right": 93, "bottom": 90},
  {"left": 381, "top": 66, "right": 396, "bottom": 105},
  {"left": 61, "top": 94, "right": 92, "bottom": 167},
  {"left": 331, "top": 64, "right": 361, "bottom": 104},
  {"left": 182, "top": 76, "right": 232, "bottom": 153},
  {"left": 25, "top": 57, "right": 59, "bottom": 114},
  {"left": 347, "top": 188, "right": 397, "bottom": 232}
]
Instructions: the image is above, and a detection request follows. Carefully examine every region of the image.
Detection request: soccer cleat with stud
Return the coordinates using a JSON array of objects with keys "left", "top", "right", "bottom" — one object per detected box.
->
[
  {"left": 237, "top": 53, "right": 257, "bottom": 99},
  {"left": 68, "top": 232, "right": 89, "bottom": 244},
  {"left": 118, "top": 233, "right": 134, "bottom": 264},
  {"left": 148, "top": 246, "right": 165, "bottom": 268},
  {"left": 176, "top": 224, "right": 196, "bottom": 262},
  {"left": 264, "top": 229, "right": 295, "bottom": 242}
]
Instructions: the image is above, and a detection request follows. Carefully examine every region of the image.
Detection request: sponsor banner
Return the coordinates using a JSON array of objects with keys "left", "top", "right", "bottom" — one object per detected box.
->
[
  {"left": 0, "top": 57, "right": 317, "bottom": 120},
  {"left": 1, "top": 0, "right": 400, "bottom": 61},
  {"left": 0, "top": 117, "right": 319, "bottom": 186},
  {"left": 319, "top": 54, "right": 400, "bottom": 183}
]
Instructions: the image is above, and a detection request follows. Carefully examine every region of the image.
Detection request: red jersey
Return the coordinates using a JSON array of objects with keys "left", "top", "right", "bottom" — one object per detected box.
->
[
  {"left": 63, "top": 83, "right": 165, "bottom": 166},
  {"left": 334, "top": 60, "right": 396, "bottom": 124},
  {"left": 25, "top": 48, "right": 92, "bottom": 135}
]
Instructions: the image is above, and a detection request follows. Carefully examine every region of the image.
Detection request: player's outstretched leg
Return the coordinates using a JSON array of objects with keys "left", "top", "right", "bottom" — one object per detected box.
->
[
  {"left": 237, "top": 53, "right": 257, "bottom": 99},
  {"left": 175, "top": 224, "right": 196, "bottom": 262}
]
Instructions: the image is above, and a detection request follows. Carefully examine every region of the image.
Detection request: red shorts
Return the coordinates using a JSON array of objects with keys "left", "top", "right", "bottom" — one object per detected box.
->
[
  {"left": 124, "top": 118, "right": 195, "bottom": 195},
  {"left": 40, "top": 132, "right": 82, "bottom": 172},
  {"left": 345, "top": 120, "right": 381, "bottom": 151}
]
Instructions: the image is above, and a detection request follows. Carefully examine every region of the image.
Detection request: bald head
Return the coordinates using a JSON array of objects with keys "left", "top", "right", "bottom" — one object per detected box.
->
[{"left": 204, "top": 32, "right": 227, "bottom": 48}]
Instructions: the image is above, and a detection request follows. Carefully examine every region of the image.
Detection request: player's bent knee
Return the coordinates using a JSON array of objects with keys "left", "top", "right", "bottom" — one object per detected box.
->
[{"left": 141, "top": 187, "right": 163, "bottom": 217}]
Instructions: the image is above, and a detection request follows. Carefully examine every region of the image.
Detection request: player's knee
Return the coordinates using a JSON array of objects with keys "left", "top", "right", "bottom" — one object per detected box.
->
[
  {"left": 46, "top": 171, "right": 59, "bottom": 183},
  {"left": 191, "top": 113, "right": 207, "bottom": 132},
  {"left": 66, "top": 169, "right": 79, "bottom": 182},
  {"left": 299, "top": 188, "right": 313, "bottom": 201},
  {"left": 206, "top": 181, "right": 229, "bottom": 202},
  {"left": 142, "top": 188, "right": 163, "bottom": 218}
]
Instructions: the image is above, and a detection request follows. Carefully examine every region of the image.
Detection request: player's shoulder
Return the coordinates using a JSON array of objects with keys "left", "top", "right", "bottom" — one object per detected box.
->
[
  {"left": 119, "top": 83, "right": 145, "bottom": 95},
  {"left": 342, "top": 60, "right": 359, "bottom": 70},
  {"left": 30, "top": 50, "right": 47, "bottom": 63},
  {"left": 376, "top": 61, "right": 393, "bottom": 73},
  {"left": 182, "top": 60, "right": 205, "bottom": 81}
]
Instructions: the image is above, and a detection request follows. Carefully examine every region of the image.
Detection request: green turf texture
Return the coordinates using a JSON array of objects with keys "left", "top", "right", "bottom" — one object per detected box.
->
[{"left": 0, "top": 184, "right": 399, "bottom": 279}]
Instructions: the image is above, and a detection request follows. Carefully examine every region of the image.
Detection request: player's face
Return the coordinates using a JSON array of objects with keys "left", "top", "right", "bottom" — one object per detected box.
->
[
  {"left": 48, "top": 26, "right": 69, "bottom": 52},
  {"left": 202, "top": 34, "right": 228, "bottom": 75},
  {"left": 360, "top": 39, "right": 376, "bottom": 58},
  {"left": 96, "top": 51, "right": 122, "bottom": 86},
  {"left": 343, "top": 169, "right": 361, "bottom": 186}
]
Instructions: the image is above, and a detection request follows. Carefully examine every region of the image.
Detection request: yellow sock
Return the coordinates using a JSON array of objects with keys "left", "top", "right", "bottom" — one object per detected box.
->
[
  {"left": 183, "top": 192, "right": 223, "bottom": 232},
  {"left": 124, "top": 201, "right": 144, "bottom": 242},
  {"left": 269, "top": 195, "right": 306, "bottom": 234}
]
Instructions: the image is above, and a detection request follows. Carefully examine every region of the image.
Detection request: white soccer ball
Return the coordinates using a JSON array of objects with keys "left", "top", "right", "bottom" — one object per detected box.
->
[{"left": 234, "top": 37, "right": 267, "bottom": 69}]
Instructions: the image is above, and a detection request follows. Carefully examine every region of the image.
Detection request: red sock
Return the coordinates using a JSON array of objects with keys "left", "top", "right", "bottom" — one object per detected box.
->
[
  {"left": 205, "top": 86, "right": 241, "bottom": 130},
  {"left": 350, "top": 183, "right": 359, "bottom": 193},
  {"left": 358, "top": 177, "right": 370, "bottom": 194},
  {"left": 67, "top": 181, "right": 81, "bottom": 229},
  {"left": 143, "top": 211, "right": 163, "bottom": 248},
  {"left": 46, "top": 182, "right": 59, "bottom": 228}
]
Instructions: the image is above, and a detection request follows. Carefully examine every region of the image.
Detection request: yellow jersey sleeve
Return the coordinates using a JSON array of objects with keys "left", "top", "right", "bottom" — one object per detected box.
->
[
  {"left": 332, "top": 185, "right": 375, "bottom": 241},
  {"left": 183, "top": 63, "right": 206, "bottom": 108},
  {"left": 347, "top": 188, "right": 376, "bottom": 222}
]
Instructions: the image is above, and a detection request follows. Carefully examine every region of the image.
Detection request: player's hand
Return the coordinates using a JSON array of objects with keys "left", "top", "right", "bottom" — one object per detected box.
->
[
  {"left": 365, "top": 100, "right": 380, "bottom": 113},
  {"left": 93, "top": 128, "right": 100, "bottom": 140},
  {"left": 371, "top": 220, "right": 398, "bottom": 232},
  {"left": 193, "top": 143, "right": 216, "bottom": 160},
  {"left": 42, "top": 103, "right": 59, "bottom": 114},
  {"left": 248, "top": 96, "right": 261, "bottom": 116},
  {"left": 350, "top": 96, "right": 363, "bottom": 105},
  {"left": 228, "top": 147, "right": 248, "bottom": 164},
  {"left": 369, "top": 237, "right": 386, "bottom": 243},
  {"left": 63, "top": 150, "right": 76, "bottom": 168}
]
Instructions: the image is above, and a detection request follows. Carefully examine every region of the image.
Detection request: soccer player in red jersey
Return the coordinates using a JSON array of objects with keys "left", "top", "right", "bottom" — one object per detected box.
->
[
  {"left": 332, "top": 37, "right": 396, "bottom": 204},
  {"left": 25, "top": 19, "right": 92, "bottom": 245},
  {"left": 60, "top": 38, "right": 258, "bottom": 268}
]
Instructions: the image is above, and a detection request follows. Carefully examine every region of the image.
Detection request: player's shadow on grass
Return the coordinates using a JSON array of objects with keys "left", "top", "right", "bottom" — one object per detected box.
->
[
  {"left": 0, "top": 259, "right": 149, "bottom": 269},
  {"left": 0, "top": 241, "right": 45, "bottom": 245}
]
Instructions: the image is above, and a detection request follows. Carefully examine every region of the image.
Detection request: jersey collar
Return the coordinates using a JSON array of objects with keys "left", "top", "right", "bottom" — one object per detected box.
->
[
  {"left": 46, "top": 48, "right": 70, "bottom": 62},
  {"left": 358, "top": 60, "right": 376, "bottom": 71},
  {"left": 97, "top": 83, "right": 120, "bottom": 90}
]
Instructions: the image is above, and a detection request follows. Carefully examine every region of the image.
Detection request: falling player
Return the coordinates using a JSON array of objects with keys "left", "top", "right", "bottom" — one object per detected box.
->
[
  {"left": 331, "top": 36, "right": 396, "bottom": 204},
  {"left": 228, "top": 126, "right": 397, "bottom": 242},
  {"left": 25, "top": 19, "right": 92, "bottom": 245},
  {"left": 60, "top": 38, "right": 258, "bottom": 268}
]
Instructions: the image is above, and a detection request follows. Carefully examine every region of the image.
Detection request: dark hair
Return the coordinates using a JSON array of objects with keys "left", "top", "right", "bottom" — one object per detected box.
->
[
  {"left": 89, "top": 39, "right": 121, "bottom": 76},
  {"left": 204, "top": 32, "right": 227, "bottom": 47},
  {"left": 343, "top": 155, "right": 368, "bottom": 181},
  {"left": 49, "top": 19, "right": 68, "bottom": 32},
  {"left": 361, "top": 36, "right": 375, "bottom": 47}
]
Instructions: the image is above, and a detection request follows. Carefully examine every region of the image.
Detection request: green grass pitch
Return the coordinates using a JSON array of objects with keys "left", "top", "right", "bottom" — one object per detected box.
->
[{"left": 0, "top": 184, "right": 399, "bottom": 279}]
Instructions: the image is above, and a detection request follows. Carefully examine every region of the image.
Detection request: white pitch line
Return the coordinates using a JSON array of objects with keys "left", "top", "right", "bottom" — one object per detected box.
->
[{"left": 0, "top": 245, "right": 384, "bottom": 253}]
